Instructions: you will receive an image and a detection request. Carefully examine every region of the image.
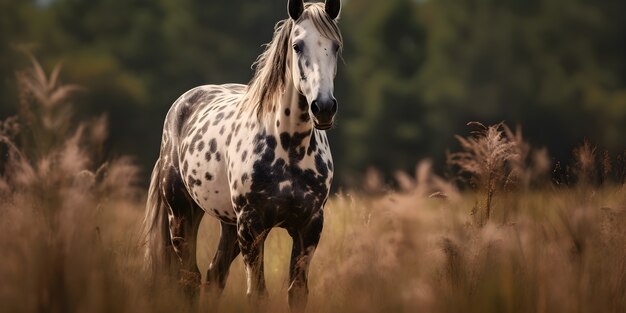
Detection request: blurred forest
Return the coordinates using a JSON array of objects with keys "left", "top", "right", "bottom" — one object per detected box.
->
[{"left": 1, "top": 0, "right": 626, "bottom": 187}]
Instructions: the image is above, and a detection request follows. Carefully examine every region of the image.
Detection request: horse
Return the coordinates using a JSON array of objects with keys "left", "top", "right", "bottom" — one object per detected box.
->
[{"left": 142, "top": 0, "right": 343, "bottom": 310}]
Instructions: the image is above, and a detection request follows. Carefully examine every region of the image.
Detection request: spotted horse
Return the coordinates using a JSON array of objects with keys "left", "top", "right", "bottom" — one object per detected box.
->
[{"left": 142, "top": 0, "right": 343, "bottom": 310}]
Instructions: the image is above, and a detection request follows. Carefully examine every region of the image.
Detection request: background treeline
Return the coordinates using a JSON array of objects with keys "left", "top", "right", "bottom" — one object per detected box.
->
[{"left": 2, "top": 0, "right": 626, "bottom": 186}]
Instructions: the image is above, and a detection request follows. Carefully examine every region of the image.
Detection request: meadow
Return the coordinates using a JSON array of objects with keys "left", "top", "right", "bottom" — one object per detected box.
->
[{"left": 1, "top": 58, "right": 625, "bottom": 313}]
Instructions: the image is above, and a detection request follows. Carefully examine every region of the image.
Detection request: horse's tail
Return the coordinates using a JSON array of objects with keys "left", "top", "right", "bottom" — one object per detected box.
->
[{"left": 142, "top": 158, "right": 171, "bottom": 276}]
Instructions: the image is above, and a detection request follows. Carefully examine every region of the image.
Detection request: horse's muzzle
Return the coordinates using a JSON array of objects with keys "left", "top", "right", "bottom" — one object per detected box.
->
[{"left": 311, "top": 98, "right": 337, "bottom": 129}]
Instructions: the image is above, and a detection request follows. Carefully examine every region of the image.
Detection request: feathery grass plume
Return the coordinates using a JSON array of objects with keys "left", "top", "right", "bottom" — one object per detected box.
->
[
  {"left": 503, "top": 124, "right": 529, "bottom": 178},
  {"left": 363, "top": 166, "right": 386, "bottom": 193},
  {"left": 0, "top": 56, "right": 151, "bottom": 313},
  {"left": 15, "top": 52, "right": 82, "bottom": 157},
  {"left": 572, "top": 140, "right": 598, "bottom": 186},
  {"left": 0, "top": 116, "right": 35, "bottom": 194},
  {"left": 503, "top": 124, "right": 551, "bottom": 188},
  {"left": 0, "top": 115, "right": 20, "bottom": 139},
  {"left": 394, "top": 159, "right": 462, "bottom": 203},
  {"left": 447, "top": 122, "right": 519, "bottom": 225}
]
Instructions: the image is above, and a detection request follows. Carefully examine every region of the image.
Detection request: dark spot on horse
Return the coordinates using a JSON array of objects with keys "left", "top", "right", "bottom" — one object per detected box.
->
[
  {"left": 242, "top": 150, "right": 248, "bottom": 161},
  {"left": 188, "top": 175, "right": 201, "bottom": 187},
  {"left": 183, "top": 161, "right": 188, "bottom": 173},
  {"left": 253, "top": 141, "right": 264, "bottom": 154},
  {"left": 205, "top": 172, "right": 213, "bottom": 181},
  {"left": 189, "top": 133, "right": 202, "bottom": 154},
  {"left": 205, "top": 151, "right": 212, "bottom": 162},
  {"left": 216, "top": 152, "right": 222, "bottom": 162},
  {"left": 307, "top": 134, "right": 318, "bottom": 155},
  {"left": 285, "top": 108, "right": 291, "bottom": 116},
  {"left": 276, "top": 120, "right": 280, "bottom": 128},
  {"left": 192, "top": 169, "right": 197, "bottom": 175},
  {"left": 201, "top": 122, "right": 210, "bottom": 134},
  {"left": 299, "top": 112, "right": 310, "bottom": 122},
  {"left": 241, "top": 173, "right": 249, "bottom": 184},
  {"left": 225, "top": 111, "right": 235, "bottom": 119},
  {"left": 298, "top": 147, "right": 305, "bottom": 161},
  {"left": 236, "top": 140, "right": 242, "bottom": 152},
  {"left": 188, "top": 115, "right": 199, "bottom": 128},
  {"left": 226, "top": 133, "right": 232, "bottom": 146},
  {"left": 280, "top": 132, "right": 291, "bottom": 151},
  {"left": 305, "top": 60, "right": 310, "bottom": 68},
  {"left": 327, "top": 159, "right": 333, "bottom": 171},
  {"left": 197, "top": 141, "right": 205, "bottom": 152},
  {"left": 213, "top": 112, "right": 224, "bottom": 125},
  {"left": 315, "top": 154, "right": 328, "bottom": 177},
  {"left": 209, "top": 139, "right": 217, "bottom": 153},
  {"left": 275, "top": 158, "right": 286, "bottom": 168},
  {"left": 176, "top": 106, "right": 191, "bottom": 135},
  {"left": 297, "top": 58, "right": 306, "bottom": 81},
  {"left": 266, "top": 135, "right": 277, "bottom": 150},
  {"left": 187, "top": 89, "right": 207, "bottom": 103},
  {"left": 298, "top": 94, "right": 308, "bottom": 111}
]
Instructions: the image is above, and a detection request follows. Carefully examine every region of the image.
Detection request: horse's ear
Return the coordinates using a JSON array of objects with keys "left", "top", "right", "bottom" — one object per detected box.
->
[
  {"left": 325, "top": 0, "right": 341, "bottom": 19},
  {"left": 288, "top": 0, "right": 304, "bottom": 20}
]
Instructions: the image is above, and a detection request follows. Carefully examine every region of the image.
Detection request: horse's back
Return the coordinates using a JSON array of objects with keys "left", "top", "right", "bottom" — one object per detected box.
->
[{"left": 159, "top": 84, "right": 247, "bottom": 223}]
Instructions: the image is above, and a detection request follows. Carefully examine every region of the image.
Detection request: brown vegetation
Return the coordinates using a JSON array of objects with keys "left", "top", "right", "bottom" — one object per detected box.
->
[{"left": 1, "top": 60, "right": 625, "bottom": 313}]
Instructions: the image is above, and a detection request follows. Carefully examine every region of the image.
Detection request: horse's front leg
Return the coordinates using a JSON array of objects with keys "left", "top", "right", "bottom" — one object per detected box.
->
[
  {"left": 237, "top": 209, "right": 269, "bottom": 301},
  {"left": 287, "top": 210, "right": 324, "bottom": 312}
]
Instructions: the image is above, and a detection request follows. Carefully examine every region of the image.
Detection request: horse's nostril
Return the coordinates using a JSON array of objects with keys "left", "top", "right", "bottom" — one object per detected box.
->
[
  {"left": 331, "top": 100, "right": 338, "bottom": 114},
  {"left": 311, "top": 100, "right": 320, "bottom": 115}
]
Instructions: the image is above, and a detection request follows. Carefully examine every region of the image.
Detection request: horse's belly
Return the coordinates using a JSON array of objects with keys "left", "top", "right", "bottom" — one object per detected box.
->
[
  {"left": 180, "top": 154, "right": 236, "bottom": 223},
  {"left": 192, "top": 180, "right": 235, "bottom": 222}
]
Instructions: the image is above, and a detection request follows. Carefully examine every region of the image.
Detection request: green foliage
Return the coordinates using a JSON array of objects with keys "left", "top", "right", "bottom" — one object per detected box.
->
[
  {"left": 2, "top": 0, "right": 626, "bottom": 186},
  {"left": 335, "top": 0, "right": 626, "bottom": 183}
]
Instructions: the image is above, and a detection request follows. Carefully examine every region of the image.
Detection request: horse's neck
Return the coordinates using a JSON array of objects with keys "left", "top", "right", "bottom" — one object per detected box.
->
[{"left": 268, "top": 77, "right": 314, "bottom": 138}]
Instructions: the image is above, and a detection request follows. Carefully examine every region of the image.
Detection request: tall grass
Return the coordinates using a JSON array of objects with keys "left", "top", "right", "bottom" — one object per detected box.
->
[{"left": 1, "top": 59, "right": 625, "bottom": 313}]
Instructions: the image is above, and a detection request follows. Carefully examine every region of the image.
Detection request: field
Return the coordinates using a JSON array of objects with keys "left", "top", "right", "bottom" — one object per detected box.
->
[{"left": 1, "top": 58, "right": 625, "bottom": 313}]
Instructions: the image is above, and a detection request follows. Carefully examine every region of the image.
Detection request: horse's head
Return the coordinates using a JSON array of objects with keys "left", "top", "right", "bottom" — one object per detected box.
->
[{"left": 288, "top": 0, "right": 342, "bottom": 130}]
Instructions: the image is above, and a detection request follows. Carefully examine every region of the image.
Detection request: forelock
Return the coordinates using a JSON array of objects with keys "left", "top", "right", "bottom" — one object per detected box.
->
[{"left": 296, "top": 3, "right": 343, "bottom": 49}]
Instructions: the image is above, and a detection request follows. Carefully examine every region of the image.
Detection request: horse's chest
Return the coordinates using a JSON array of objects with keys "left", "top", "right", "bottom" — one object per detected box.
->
[{"left": 231, "top": 131, "right": 333, "bottom": 221}]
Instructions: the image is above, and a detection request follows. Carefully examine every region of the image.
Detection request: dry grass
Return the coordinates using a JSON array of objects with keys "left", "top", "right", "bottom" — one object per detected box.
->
[
  {"left": 1, "top": 60, "right": 625, "bottom": 313},
  {"left": 447, "top": 122, "right": 522, "bottom": 225}
]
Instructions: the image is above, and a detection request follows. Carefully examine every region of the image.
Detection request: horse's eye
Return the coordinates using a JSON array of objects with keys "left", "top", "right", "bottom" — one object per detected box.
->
[{"left": 293, "top": 43, "right": 302, "bottom": 54}]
